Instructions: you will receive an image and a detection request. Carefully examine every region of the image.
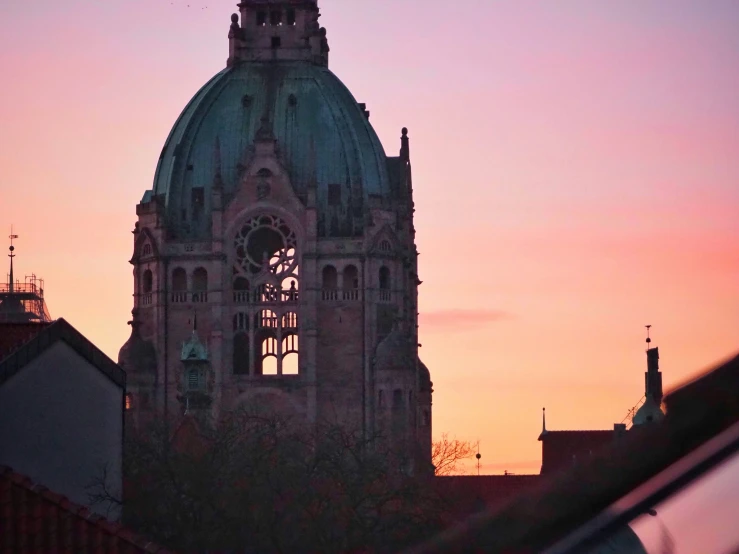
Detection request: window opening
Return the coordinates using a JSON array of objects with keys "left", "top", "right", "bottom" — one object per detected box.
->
[
  {"left": 192, "top": 267, "right": 208, "bottom": 302},
  {"left": 379, "top": 267, "right": 391, "bottom": 290},
  {"left": 270, "top": 10, "right": 281, "bottom": 25},
  {"left": 271, "top": 36, "right": 281, "bottom": 49},
  {"left": 125, "top": 394, "right": 132, "bottom": 410},
  {"left": 142, "top": 243, "right": 152, "bottom": 257},
  {"left": 233, "top": 333, "right": 250, "bottom": 375},
  {"left": 379, "top": 240, "right": 392, "bottom": 253},
  {"left": 322, "top": 265, "right": 338, "bottom": 300},
  {"left": 282, "top": 312, "right": 298, "bottom": 329},
  {"left": 287, "top": 8, "right": 296, "bottom": 25},
  {"left": 282, "top": 352, "right": 298, "bottom": 375},
  {"left": 142, "top": 270, "right": 153, "bottom": 293},
  {"left": 172, "top": 268, "right": 187, "bottom": 303},
  {"left": 257, "top": 309, "right": 278, "bottom": 328},
  {"left": 256, "top": 11, "right": 267, "bottom": 26},
  {"left": 342, "top": 265, "right": 359, "bottom": 300},
  {"left": 392, "top": 389, "right": 404, "bottom": 410}
]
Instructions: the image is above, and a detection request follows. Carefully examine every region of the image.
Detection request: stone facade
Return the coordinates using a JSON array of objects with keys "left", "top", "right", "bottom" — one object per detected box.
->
[{"left": 119, "top": 0, "right": 432, "bottom": 470}]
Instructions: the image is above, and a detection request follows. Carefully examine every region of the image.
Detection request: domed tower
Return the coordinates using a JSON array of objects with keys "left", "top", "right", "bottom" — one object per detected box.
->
[{"left": 121, "top": 0, "right": 431, "bottom": 465}]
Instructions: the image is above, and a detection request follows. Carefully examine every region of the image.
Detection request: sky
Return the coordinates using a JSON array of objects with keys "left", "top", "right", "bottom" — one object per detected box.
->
[{"left": 0, "top": 0, "right": 737, "bottom": 474}]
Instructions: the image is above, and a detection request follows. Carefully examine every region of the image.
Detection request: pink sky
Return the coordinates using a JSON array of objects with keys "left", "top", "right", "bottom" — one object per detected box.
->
[{"left": 1, "top": 0, "right": 737, "bottom": 473}]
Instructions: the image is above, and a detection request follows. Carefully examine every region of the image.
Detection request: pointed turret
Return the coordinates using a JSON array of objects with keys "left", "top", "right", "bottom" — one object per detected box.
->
[{"left": 633, "top": 326, "right": 665, "bottom": 426}]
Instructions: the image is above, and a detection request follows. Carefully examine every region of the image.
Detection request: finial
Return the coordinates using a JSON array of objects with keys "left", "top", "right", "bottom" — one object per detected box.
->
[
  {"left": 8, "top": 225, "right": 18, "bottom": 293},
  {"left": 645, "top": 324, "right": 652, "bottom": 348},
  {"left": 229, "top": 13, "right": 240, "bottom": 38},
  {"left": 542, "top": 407, "right": 547, "bottom": 433},
  {"left": 400, "top": 127, "right": 410, "bottom": 160}
]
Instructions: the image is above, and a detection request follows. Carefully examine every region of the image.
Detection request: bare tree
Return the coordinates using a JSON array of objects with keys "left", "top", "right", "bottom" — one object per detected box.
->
[
  {"left": 432, "top": 433, "right": 476, "bottom": 476},
  {"left": 102, "top": 409, "right": 445, "bottom": 554}
]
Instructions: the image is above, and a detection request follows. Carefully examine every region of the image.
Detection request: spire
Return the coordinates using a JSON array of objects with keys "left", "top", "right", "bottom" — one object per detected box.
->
[
  {"left": 633, "top": 325, "right": 665, "bottom": 426},
  {"left": 538, "top": 407, "right": 549, "bottom": 440},
  {"left": 8, "top": 226, "right": 17, "bottom": 293}
]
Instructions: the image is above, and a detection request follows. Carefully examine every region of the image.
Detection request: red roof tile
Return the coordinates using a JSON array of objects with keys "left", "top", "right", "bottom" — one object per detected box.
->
[
  {"left": 0, "top": 465, "right": 173, "bottom": 553},
  {"left": 0, "top": 322, "right": 50, "bottom": 361}
]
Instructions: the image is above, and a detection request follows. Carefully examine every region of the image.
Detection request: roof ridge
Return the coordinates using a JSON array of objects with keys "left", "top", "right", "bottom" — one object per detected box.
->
[{"left": 0, "top": 317, "right": 125, "bottom": 388}]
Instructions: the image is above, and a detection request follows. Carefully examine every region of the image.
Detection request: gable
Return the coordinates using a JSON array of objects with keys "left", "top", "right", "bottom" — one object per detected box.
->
[{"left": 0, "top": 318, "right": 124, "bottom": 389}]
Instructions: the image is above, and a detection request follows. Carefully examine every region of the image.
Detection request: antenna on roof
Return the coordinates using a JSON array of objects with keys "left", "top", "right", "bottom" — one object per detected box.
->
[
  {"left": 8, "top": 225, "right": 18, "bottom": 293},
  {"left": 645, "top": 324, "right": 652, "bottom": 351}
]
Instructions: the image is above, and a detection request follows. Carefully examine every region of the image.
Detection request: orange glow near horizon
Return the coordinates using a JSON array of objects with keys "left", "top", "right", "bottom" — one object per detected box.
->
[{"left": 1, "top": 1, "right": 737, "bottom": 474}]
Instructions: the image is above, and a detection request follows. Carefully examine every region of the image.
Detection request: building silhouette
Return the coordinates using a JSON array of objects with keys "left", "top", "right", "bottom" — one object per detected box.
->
[{"left": 118, "top": 0, "right": 432, "bottom": 469}]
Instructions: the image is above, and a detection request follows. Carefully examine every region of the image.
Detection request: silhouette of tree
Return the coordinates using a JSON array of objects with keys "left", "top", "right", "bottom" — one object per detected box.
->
[
  {"left": 95, "top": 409, "right": 450, "bottom": 553},
  {"left": 432, "top": 433, "right": 476, "bottom": 476}
]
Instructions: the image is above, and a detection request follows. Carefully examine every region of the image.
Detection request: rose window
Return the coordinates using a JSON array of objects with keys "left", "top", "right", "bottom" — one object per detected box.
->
[{"left": 234, "top": 215, "right": 298, "bottom": 278}]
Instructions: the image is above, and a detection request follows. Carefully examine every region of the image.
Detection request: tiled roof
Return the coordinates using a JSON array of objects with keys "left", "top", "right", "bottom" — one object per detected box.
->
[
  {"left": 0, "top": 322, "right": 50, "bottom": 361},
  {"left": 0, "top": 318, "right": 124, "bottom": 389},
  {"left": 0, "top": 465, "right": 172, "bottom": 553}
]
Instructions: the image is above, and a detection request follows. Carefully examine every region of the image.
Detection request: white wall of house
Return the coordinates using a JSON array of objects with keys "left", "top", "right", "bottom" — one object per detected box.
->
[{"left": 0, "top": 341, "right": 123, "bottom": 519}]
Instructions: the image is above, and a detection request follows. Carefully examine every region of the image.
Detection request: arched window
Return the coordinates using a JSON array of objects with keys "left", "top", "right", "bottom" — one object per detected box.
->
[
  {"left": 379, "top": 267, "right": 391, "bottom": 302},
  {"left": 283, "top": 352, "right": 298, "bottom": 375},
  {"left": 256, "top": 310, "right": 278, "bottom": 328},
  {"left": 343, "top": 265, "right": 359, "bottom": 290},
  {"left": 282, "top": 312, "right": 298, "bottom": 329},
  {"left": 342, "top": 265, "right": 360, "bottom": 300},
  {"left": 379, "top": 267, "right": 391, "bottom": 290},
  {"left": 192, "top": 267, "right": 208, "bottom": 302},
  {"left": 322, "top": 265, "right": 338, "bottom": 289},
  {"left": 125, "top": 393, "right": 132, "bottom": 410},
  {"left": 172, "top": 267, "right": 187, "bottom": 303},
  {"left": 142, "top": 270, "right": 153, "bottom": 306},
  {"left": 392, "top": 389, "right": 404, "bottom": 410},
  {"left": 282, "top": 334, "right": 299, "bottom": 375},
  {"left": 379, "top": 240, "right": 392, "bottom": 253},
  {"left": 142, "top": 243, "right": 152, "bottom": 257},
  {"left": 233, "top": 333, "right": 250, "bottom": 375},
  {"left": 322, "top": 265, "right": 338, "bottom": 300},
  {"left": 233, "top": 277, "right": 250, "bottom": 304},
  {"left": 282, "top": 333, "right": 298, "bottom": 355},
  {"left": 142, "top": 270, "right": 153, "bottom": 293},
  {"left": 257, "top": 335, "right": 278, "bottom": 375},
  {"left": 233, "top": 312, "right": 249, "bottom": 332},
  {"left": 172, "top": 268, "right": 187, "bottom": 290}
]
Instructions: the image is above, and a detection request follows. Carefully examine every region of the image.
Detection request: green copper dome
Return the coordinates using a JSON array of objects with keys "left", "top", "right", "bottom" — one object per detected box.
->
[{"left": 150, "top": 61, "right": 392, "bottom": 238}]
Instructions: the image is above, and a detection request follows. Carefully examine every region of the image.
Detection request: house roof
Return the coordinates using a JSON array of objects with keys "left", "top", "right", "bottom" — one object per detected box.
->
[
  {"left": 0, "top": 318, "right": 125, "bottom": 389},
  {"left": 0, "top": 465, "right": 172, "bottom": 553},
  {"left": 539, "top": 430, "right": 618, "bottom": 475},
  {"left": 0, "top": 322, "right": 50, "bottom": 360},
  {"left": 405, "top": 351, "right": 739, "bottom": 554}
]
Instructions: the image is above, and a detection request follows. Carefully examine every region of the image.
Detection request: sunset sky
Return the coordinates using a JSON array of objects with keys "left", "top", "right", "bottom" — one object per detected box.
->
[{"left": 1, "top": 0, "right": 737, "bottom": 474}]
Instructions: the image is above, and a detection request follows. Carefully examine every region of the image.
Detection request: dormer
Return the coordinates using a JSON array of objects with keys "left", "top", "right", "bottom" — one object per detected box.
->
[{"left": 229, "top": 0, "right": 329, "bottom": 67}]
